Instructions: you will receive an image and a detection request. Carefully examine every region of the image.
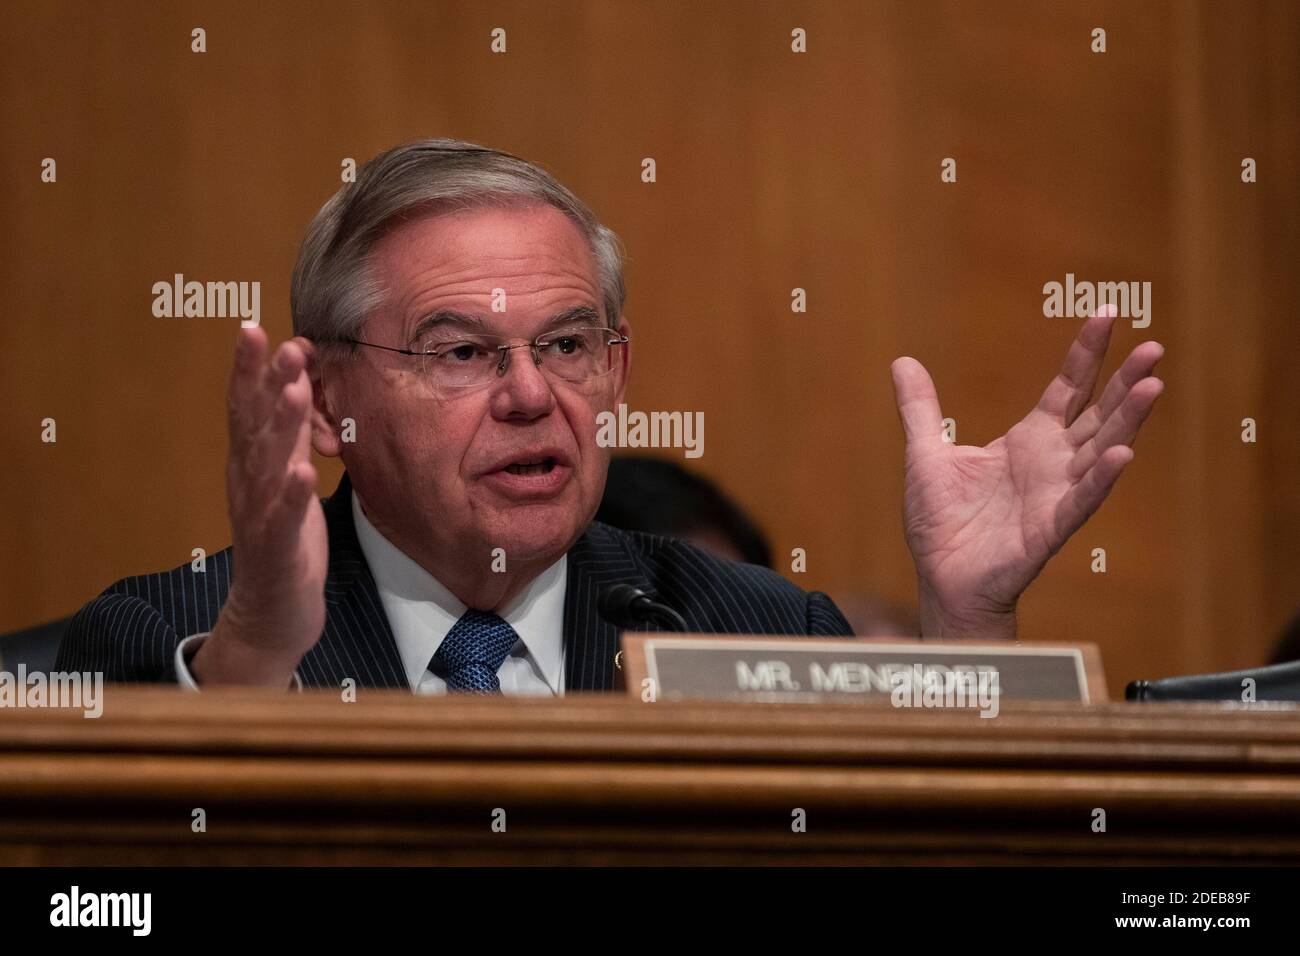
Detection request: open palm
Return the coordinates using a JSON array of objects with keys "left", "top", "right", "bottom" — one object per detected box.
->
[{"left": 891, "top": 308, "right": 1164, "bottom": 637}]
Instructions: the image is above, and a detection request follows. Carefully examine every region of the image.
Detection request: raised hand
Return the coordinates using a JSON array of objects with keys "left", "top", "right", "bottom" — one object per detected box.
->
[
  {"left": 890, "top": 306, "right": 1164, "bottom": 640},
  {"left": 191, "top": 327, "right": 329, "bottom": 685}
]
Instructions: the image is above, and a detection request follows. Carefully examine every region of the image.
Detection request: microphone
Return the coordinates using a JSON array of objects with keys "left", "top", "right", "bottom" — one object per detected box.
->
[
  {"left": 598, "top": 583, "right": 689, "bottom": 632},
  {"left": 1126, "top": 659, "right": 1300, "bottom": 702}
]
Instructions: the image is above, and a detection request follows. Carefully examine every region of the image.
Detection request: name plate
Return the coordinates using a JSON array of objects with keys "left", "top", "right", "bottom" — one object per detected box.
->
[{"left": 619, "top": 635, "right": 1107, "bottom": 707}]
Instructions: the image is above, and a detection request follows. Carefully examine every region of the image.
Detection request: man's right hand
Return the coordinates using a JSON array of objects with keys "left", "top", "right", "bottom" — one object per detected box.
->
[{"left": 191, "top": 327, "right": 329, "bottom": 686}]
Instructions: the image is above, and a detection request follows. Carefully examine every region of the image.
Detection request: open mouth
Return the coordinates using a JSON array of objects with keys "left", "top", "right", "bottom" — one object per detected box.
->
[{"left": 502, "top": 457, "right": 558, "bottom": 476}]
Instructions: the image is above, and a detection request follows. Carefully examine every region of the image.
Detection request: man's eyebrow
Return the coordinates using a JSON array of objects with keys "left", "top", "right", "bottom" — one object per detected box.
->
[
  {"left": 409, "top": 310, "right": 488, "bottom": 341},
  {"left": 540, "top": 305, "right": 602, "bottom": 329},
  {"left": 409, "top": 305, "right": 602, "bottom": 341}
]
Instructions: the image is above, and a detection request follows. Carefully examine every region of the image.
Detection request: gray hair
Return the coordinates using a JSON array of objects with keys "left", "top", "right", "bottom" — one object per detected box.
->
[{"left": 290, "top": 138, "right": 627, "bottom": 345}]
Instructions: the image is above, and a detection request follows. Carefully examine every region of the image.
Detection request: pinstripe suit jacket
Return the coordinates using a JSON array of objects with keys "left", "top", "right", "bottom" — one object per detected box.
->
[{"left": 56, "top": 473, "right": 853, "bottom": 691}]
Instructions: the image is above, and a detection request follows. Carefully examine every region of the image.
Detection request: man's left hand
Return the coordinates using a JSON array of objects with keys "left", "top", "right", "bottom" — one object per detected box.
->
[{"left": 890, "top": 305, "right": 1164, "bottom": 640}]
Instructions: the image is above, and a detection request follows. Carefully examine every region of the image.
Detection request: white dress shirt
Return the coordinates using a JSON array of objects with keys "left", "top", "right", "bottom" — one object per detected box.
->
[
  {"left": 351, "top": 490, "right": 566, "bottom": 695},
  {"left": 175, "top": 489, "right": 567, "bottom": 695}
]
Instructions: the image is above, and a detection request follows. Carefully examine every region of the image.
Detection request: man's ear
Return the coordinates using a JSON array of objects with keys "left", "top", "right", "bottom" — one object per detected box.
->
[
  {"left": 301, "top": 337, "right": 343, "bottom": 458},
  {"left": 614, "top": 316, "right": 632, "bottom": 405}
]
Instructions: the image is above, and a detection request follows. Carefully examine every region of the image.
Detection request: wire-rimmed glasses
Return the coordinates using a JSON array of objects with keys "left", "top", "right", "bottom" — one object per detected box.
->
[{"left": 343, "top": 326, "right": 629, "bottom": 390}]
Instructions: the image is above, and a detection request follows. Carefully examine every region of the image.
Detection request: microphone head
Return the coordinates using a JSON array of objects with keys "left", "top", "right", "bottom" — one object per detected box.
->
[{"left": 598, "top": 583, "right": 649, "bottom": 626}]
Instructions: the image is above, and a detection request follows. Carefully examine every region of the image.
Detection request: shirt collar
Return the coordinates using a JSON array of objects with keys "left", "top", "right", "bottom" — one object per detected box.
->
[{"left": 350, "top": 489, "right": 567, "bottom": 693}]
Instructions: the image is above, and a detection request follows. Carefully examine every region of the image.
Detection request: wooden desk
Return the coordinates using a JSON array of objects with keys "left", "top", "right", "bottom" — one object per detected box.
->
[{"left": 2, "top": 687, "right": 1299, "bottom": 865}]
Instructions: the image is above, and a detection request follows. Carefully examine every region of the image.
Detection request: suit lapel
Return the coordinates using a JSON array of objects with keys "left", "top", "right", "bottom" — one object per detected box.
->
[
  {"left": 303, "top": 472, "right": 409, "bottom": 690},
  {"left": 563, "top": 522, "right": 656, "bottom": 692},
  {"left": 309, "top": 480, "right": 652, "bottom": 693}
]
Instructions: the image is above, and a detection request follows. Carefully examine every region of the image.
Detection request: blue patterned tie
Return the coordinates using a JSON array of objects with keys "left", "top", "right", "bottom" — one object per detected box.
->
[{"left": 431, "top": 610, "right": 520, "bottom": 693}]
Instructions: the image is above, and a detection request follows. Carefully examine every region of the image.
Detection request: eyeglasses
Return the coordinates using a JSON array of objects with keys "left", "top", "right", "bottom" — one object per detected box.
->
[{"left": 342, "top": 326, "right": 629, "bottom": 390}]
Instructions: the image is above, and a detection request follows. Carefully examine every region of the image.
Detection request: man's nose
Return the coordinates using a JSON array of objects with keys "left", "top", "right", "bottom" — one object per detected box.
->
[{"left": 488, "top": 346, "right": 557, "bottom": 420}]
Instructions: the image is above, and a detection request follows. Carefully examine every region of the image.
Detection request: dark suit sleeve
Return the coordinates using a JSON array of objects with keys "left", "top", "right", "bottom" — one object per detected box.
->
[
  {"left": 806, "top": 590, "right": 855, "bottom": 636},
  {"left": 55, "top": 592, "right": 182, "bottom": 683}
]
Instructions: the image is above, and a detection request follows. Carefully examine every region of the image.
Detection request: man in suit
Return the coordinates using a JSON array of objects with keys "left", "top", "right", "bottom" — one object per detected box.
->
[{"left": 57, "top": 139, "right": 1164, "bottom": 694}]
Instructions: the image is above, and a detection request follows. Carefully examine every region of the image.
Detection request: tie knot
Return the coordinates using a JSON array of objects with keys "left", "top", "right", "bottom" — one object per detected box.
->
[{"left": 432, "top": 610, "right": 519, "bottom": 693}]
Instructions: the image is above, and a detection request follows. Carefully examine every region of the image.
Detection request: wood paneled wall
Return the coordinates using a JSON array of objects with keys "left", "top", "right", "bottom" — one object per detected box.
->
[{"left": 2, "top": 1, "right": 1297, "bottom": 693}]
